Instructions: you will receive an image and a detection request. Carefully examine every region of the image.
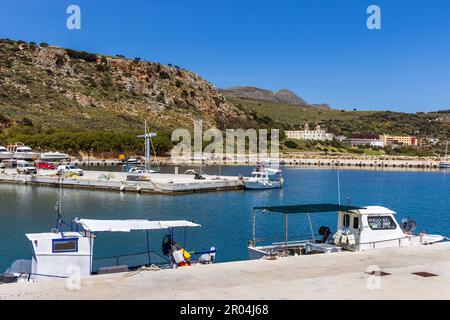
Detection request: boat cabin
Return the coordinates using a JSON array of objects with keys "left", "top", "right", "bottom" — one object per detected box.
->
[
  {"left": 248, "top": 204, "right": 444, "bottom": 260},
  {"left": 251, "top": 168, "right": 281, "bottom": 180}
]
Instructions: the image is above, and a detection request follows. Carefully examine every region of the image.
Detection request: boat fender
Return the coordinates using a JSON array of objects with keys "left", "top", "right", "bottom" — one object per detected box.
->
[
  {"left": 119, "top": 184, "right": 125, "bottom": 192},
  {"left": 172, "top": 249, "right": 185, "bottom": 264},
  {"left": 136, "top": 185, "right": 142, "bottom": 193},
  {"left": 347, "top": 234, "right": 356, "bottom": 246},
  {"left": 333, "top": 230, "right": 342, "bottom": 245}
]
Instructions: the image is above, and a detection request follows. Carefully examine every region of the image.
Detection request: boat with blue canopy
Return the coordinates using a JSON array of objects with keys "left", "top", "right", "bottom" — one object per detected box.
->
[{"left": 248, "top": 203, "right": 445, "bottom": 260}]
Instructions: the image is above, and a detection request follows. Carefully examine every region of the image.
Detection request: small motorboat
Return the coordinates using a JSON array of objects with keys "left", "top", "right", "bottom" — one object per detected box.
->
[
  {"left": 243, "top": 166, "right": 283, "bottom": 190},
  {"left": 2, "top": 205, "right": 216, "bottom": 283},
  {"left": 40, "top": 151, "right": 70, "bottom": 161},
  {"left": 248, "top": 203, "right": 446, "bottom": 260},
  {"left": 7, "top": 143, "right": 39, "bottom": 161},
  {"left": 0, "top": 146, "right": 13, "bottom": 160}
]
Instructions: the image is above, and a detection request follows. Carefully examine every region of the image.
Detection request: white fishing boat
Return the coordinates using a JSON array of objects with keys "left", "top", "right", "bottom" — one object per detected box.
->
[
  {"left": 40, "top": 151, "right": 70, "bottom": 161},
  {"left": 0, "top": 146, "right": 13, "bottom": 160},
  {"left": 243, "top": 166, "right": 283, "bottom": 190},
  {"left": 439, "top": 142, "right": 450, "bottom": 169},
  {"left": 7, "top": 143, "right": 39, "bottom": 161},
  {"left": 2, "top": 206, "right": 216, "bottom": 283},
  {"left": 248, "top": 204, "right": 446, "bottom": 260}
]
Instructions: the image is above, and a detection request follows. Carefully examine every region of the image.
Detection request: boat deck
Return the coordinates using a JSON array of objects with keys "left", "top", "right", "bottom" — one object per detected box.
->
[{"left": 2, "top": 242, "right": 450, "bottom": 299}]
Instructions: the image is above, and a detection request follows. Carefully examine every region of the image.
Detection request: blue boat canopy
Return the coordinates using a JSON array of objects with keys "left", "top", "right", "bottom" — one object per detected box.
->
[{"left": 253, "top": 203, "right": 364, "bottom": 214}]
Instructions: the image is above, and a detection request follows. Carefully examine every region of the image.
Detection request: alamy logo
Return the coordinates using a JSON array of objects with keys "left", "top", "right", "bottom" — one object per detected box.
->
[
  {"left": 366, "top": 265, "right": 382, "bottom": 290},
  {"left": 171, "top": 121, "right": 279, "bottom": 166},
  {"left": 66, "top": 5, "right": 81, "bottom": 30},
  {"left": 367, "top": 5, "right": 381, "bottom": 30},
  {"left": 66, "top": 265, "right": 81, "bottom": 290}
]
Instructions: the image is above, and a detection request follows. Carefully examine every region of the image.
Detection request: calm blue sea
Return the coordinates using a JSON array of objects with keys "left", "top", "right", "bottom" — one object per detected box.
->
[{"left": 1, "top": 166, "right": 449, "bottom": 271}]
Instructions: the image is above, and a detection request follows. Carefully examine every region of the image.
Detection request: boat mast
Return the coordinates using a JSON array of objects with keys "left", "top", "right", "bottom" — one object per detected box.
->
[
  {"left": 446, "top": 142, "right": 448, "bottom": 161},
  {"left": 137, "top": 121, "right": 157, "bottom": 171}
]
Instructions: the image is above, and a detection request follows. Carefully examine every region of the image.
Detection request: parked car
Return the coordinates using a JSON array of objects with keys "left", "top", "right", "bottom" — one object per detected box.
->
[
  {"left": 16, "top": 161, "right": 37, "bottom": 175},
  {"left": 57, "top": 165, "right": 84, "bottom": 176},
  {"left": 37, "top": 162, "right": 56, "bottom": 170}
]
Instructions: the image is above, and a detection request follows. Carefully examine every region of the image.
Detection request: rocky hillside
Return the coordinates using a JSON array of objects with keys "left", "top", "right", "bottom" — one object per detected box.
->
[
  {"left": 220, "top": 86, "right": 330, "bottom": 109},
  {"left": 0, "top": 39, "right": 252, "bottom": 132}
]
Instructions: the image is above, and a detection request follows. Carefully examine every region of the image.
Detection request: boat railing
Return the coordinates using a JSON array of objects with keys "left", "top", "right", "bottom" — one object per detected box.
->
[
  {"left": 254, "top": 233, "right": 316, "bottom": 247},
  {"left": 93, "top": 250, "right": 170, "bottom": 271},
  {"left": 357, "top": 235, "right": 422, "bottom": 249}
]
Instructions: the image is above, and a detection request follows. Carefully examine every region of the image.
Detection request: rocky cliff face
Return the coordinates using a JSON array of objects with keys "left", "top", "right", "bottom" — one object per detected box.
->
[{"left": 0, "top": 39, "right": 252, "bottom": 131}]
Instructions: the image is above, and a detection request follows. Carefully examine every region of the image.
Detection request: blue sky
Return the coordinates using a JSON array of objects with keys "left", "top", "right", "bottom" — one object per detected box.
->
[{"left": 1, "top": 0, "right": 449, "bottom": 112}]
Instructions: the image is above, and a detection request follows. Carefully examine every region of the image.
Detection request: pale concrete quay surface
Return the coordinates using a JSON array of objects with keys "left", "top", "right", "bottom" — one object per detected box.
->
[
  {"left": 2, "top": 242, "right": 450, "bottom": 300},
  {"left": 0, "top": 169, "right": 243, "bottom": 194}
]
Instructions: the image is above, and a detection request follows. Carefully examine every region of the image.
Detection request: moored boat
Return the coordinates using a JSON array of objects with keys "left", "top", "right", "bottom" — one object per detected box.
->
[
  {"left": 0, "top": 146, "right": 13, "bottom": 160},
  {"left": 248, "top": 204, "right": 446, "bottom": 260},
  {"left": 439, "top": 142, "right": 450, "bottom": 169},
  {"left": 40, "top": 151, "right": 70, "bottom": 161},
  {"left": 243, "top": 166, "right": 283, "bottom": 190},
  {"left": 7, "top": 143, "right": 39, "bottom": 161},
  {"left": 2, "top": 206, "right": 216, "bottom": 283}
]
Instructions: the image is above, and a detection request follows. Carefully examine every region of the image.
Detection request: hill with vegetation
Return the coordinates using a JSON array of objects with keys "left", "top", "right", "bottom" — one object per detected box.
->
[
  {"left": 0, "top": 39, "right": 256, "bottom": 155},
  {"left": 231, "top": 96, "right": 450, "bottom": 156},
  {"left": 1, "top": 39, "right": 449, "bottom": 157}
]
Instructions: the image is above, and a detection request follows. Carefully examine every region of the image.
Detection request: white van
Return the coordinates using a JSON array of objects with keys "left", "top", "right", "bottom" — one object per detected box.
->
[
  {"left": 57, "top": 164, "right": 84, "bottom": 176},
  {"left": 16, "top": 161, "right": 37, "bottom": 175}
]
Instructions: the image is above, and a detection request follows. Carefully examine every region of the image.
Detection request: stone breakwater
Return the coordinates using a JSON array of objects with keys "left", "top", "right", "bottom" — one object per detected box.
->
[{"left": 0, "top": 169, "right": 244, "bottom": 194}]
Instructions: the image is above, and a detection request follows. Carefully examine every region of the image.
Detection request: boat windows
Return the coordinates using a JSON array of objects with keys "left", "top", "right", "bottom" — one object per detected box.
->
[
  {"left": 52, "top": 238, "right": 78, "bottom": 253},
  {"left": 367, "top": 216, "right": 397, "bottom": 230},
  {"left": 353, "top": 217, "right": 359, "bottom": 229},
  {"left": 343, "top": 214, "right": 350, "bottom": 228}
]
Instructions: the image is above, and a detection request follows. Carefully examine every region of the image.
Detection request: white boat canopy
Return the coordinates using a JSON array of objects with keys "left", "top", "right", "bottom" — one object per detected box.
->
[{"left": 74, "top": 219, "right": 201, "bottom": 232}]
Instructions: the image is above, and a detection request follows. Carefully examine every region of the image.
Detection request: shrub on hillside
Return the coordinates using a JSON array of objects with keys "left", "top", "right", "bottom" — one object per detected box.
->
[
  {"left": 159, "top": 71, "right": 171, "bottom": 80},
  {"left": 66, "top": 49, "right": 97, "bottom": 63},
  {"left": 284, "top": 140, "right": 298, "bottom": 149}
]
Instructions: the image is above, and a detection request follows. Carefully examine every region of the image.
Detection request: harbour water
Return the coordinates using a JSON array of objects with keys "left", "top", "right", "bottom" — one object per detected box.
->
[{"left": 1, "top": 166, "right": 450, "bottom": 272}]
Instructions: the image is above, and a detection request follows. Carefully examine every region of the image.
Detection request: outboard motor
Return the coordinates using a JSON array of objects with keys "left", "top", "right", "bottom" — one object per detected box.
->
[
  {"left": 401, "top": 218, "right": 417, "bottom": 233},
  {"left": 318, "top": 226, "right": 332, "bottom": 243},
  {"left": 161, "top": 234, "right": 173, "bottom": 256}
]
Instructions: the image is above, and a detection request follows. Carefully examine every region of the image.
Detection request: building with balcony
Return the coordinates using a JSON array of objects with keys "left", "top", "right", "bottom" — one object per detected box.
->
[{"left": 285, "top": 124, "right": 334, "bottom": 141}]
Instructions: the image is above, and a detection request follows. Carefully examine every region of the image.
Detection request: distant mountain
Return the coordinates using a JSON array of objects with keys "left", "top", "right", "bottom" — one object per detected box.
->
[{"left": 220, "top": 86, "right": 307, "bottom": 105}]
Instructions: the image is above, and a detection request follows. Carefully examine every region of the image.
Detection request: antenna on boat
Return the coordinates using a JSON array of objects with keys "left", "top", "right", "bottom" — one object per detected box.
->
[{"left": 337, "top": 160, "right": 342, "bottom": 205}]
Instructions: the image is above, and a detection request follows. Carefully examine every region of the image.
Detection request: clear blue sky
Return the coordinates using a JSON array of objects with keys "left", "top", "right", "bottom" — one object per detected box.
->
[{"left": 1, "top": 0, "right": 449, "bottom": 112}]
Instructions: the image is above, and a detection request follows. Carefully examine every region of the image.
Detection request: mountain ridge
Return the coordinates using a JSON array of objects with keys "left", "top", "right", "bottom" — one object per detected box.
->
[{"left": 220, "top": 86, "right": 330, "bottom": 109}]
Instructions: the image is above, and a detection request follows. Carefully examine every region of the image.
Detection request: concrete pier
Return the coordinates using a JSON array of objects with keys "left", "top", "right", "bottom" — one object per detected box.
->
[
  {"left": 0, "top": 169, "right": 244, "bottom": 194},
  {"left": 283, "top": 158, "right": 441, "bottom": 169},
  {"left": 1, "top": 242, "right": 450, "bottom": 300}
]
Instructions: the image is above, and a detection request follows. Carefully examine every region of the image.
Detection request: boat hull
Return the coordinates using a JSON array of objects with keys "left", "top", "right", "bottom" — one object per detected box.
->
[
  {"left": 243, "top": 180, "right": 282, "bottom": 190},
  {"left": 0, "top": 152, "right": 13, "bottom": 160},
  {"left": 13, "top": 153, "right": 39, "bottom": 161},
  {"left": 439, "top": 163, "right": 450, "bottom": 169},
  {"left": 40, "top": 153, "right": 70, "bottom": 161}
]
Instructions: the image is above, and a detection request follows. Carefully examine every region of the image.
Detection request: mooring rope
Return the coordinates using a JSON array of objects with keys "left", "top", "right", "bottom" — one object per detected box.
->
[{"left": 124, "top": 264, "right": 161, "bottom": 277}]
